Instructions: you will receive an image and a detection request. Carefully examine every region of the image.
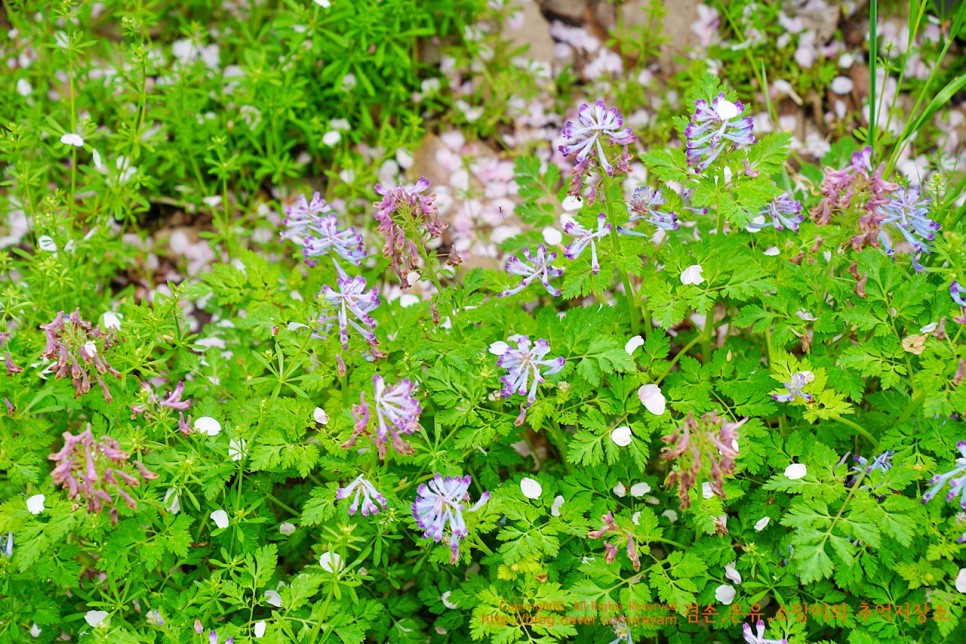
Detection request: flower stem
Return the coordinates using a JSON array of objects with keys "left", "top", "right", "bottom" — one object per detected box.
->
[{"left": 601, "top": 181, "right": 644, "bottom": 336}]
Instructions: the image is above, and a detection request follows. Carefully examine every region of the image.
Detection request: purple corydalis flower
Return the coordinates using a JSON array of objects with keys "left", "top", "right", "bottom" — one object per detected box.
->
[
  {"left": 620, "top": 186, "right": 680, "bottom": 236},
  {"left": 563, "top": 213, "right": 610, "bottom": 274},
  {"left": 587, "top": 511, "right": 641, "bottom": 572},
  {"left": 685, "top": 93, "right": 756, "bottom": 172},
  {"left": 499, "top": 245, "right": 563, "bottom": 298},
  {"left": 336, "top": 474, "right": 388, "bottom": 517},
  {"left": 772, "top": 371, "right": 814, "bottom": 403},
  {"left": 40, "top": 309, "right": 120, "bottom": 403},
  {"left": 743, "top": 620, "right": 788, "bottom": 644},
  {"left": 342, "top": 375, "right": 420, "bottom": 459},
  {"left": 661, "top": 411, "right": 745, "bottom": 509},
  {"left": 952, "top": 282, "right": 966, "bottom": 308},
  {"left": 318, "top": 275, "right": 380, "bottom": 350},
  {"left": 491, "top": 335, "right": 565, "bottom": 405},
  {"left": 281, "top": 193, "right": 366, "bottom": 272},
  {"left": 48, "top": 425, "right": 158, "bottom": 525},
  {"left": 208, "top": 631, "right": 234, "bottom": 644},
  {"left": 748, "top": 193, "right": 805, "bottom": 233},
  {"left": 852, "top": 450, "right": 894, "bottom": 475},
  {"left": 922, "top": 441, "right": 966, "bottom": 509},
  {"left": 875, "top": 185, "right": 938, "bottom": 272},
  {"left": 412, "top": 474, "right": 489, "bottom": 564},
  {"left": 373, "top": 177, "right": 444, "bottom": 285},
  {"left": 1, "top": 532, "right": 11, "bottom": 557},
  {"left": 559, "top": 100, "right": 636, "bottom": 178}
]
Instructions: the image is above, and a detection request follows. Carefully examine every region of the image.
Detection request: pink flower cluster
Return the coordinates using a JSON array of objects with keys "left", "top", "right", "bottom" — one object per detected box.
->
[
  {"left": 40, "top": 309, "right": 121, "bottom": 403},
  {"left": 587, "top": 511, "right": 641, "bottom": 572},
  {"left": 661, "top": 411, "right": 745, "bottom": 509},
  {"left": 49, "top": 425, "right": 158, "bottom": 524}
]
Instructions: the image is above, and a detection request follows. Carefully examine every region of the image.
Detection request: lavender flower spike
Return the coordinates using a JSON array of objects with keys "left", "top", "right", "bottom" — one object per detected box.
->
[
  {"left": 281, "top": 192, "right": 332, "bottom": 245},
  {"left": 876, "top": 185, "right": 938, "bottom": 272},
  {"left": 747, "top": 193, "right": 805, "bottom": 233},
  {"left": 491, "top": 335, "right": 565, "bottom": 405},
  {"left": 318, "top": 275, "right": 380, "bottom": 349},
  {"left": 743, "top": 619, "right": 788, "bottom": 644},
  {"left": 772, "top": 371, "right": 814, "bottom": 403},
  {"left": 412, "top": 474, "right": 489, "bottom": 564},
  {"left": 922, "top": 441, "right": 966, "bottom": 509},
  {"left": 559, "top": 100, "right": 636, "bottom": 177},
  {"left": 564, "top": 213, "right": 610, "bottom": 274},
  {"left": 373, "top": 177, "right": 444, "bottom": 285},
  {"left": 499, "top": 245, "right": 563, "bottom": 298},
  {"left": 620, "top": 186, "right": 680, "bottom": 236},
  {"left": 302, "top": 215, "right": 366, "bottom": 272},
  {"left": 685, "top": 93, "right": 756, "bottom": 172},
  {"left": 336, "top": 474, "right": 388, "bottom": 517}
]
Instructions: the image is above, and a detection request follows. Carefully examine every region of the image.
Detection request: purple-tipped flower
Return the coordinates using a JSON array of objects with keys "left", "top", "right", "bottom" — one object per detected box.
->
[
  {"left": 1, "top": 532, "right": 12, "bottom": 558},
  {"left": 661, "top": 411, "right": 745, "bottom": 509},
  {"left": 772, "top": 371, "right": 814, "bottom": 403},
  {"left": 341, "top": 375, "right": 420, "bottom": 459},
  {"left": 318, "top": 275, "right": 380, "bottom": 350},
  {"left": 490, "top": 335, "right": 565, "bottom": 405},
  {"left": 499, "top": 246, "right": 563, "bottom": 298},
  {"left": 922, "top": 441, "right": 966, "bottom": 509},
  {"left": 563, "top": 213, "right": 610, "bottom": 274},
  {"left": 685, "top": 93, "right": 756, "bottom": 172},
  {"left": 620, "top": 186, "right": 680, "bottom": 236},
  {"left": 743, "top": 620, "right": 788, "bottom": 644},
  {"left": 40, "top": 309, "right": 120, "bottom": 403},
  {"left": 374, "top": 177, "right": 444, "bottom": 285},
  {"left": 875, "top": 186, "right": 938, "bottom": 272},
  {"left": 336, "top": 474, "right": 388, "bottom": 517},
  {"left": 281, "top": 192, "right": 332, "bottom": 245},
  {"left": 48, "top": 424, "right": 158, "bottom": 525},
  {"left": 952, "top": 282, "right": 966, "bottom": 308},
  {"left": 281, "top": 194, "right": 366, "bottom": 272},
  {"left": 747, "top": 193, "right": 805, "bottom": 233},
  {"left": 852, "top": 450, "right": 894, "bottom": 475},
  {"left": 411, "top": 474, "right": 489, "bottom": 564},
  {"left": 559, "top": 100, "right": 636, "bottom": 178},
  {"left": 587, "top": 511, "right": 641, "bottom": 572}
]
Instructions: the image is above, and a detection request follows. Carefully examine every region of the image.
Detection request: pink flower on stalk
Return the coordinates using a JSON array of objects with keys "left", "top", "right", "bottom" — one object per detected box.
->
[
  {"left": 39, "top": 309, "right": 120, "bottom": 403},
  {"left": 813, "top": 146, "right": 897, "bottom": 226},
  {"left": 499, "top": 245, "right": 563, "bottom": 298},
  {"left": 563, "top": 213, "right": 610, "bottom": 274},
  {"left": 373, "top": 178, "right": 445, "bottom": 285},
  {"left": 412, "top": 474, "right": 489, "bottom": 564},
  {"left": 131, "top": 380, "right": 194, "bottom": 434},
  {"left": 661, "top": 411, "right": 745, "bottom": 509},
  {"left": 336, "top": 474, "right": 388, "bottom": 517},
  {"left": 743, "top": 620, "right": 788, "bottom": 644},
  {"left": 341, "top": 374, "right": 420, "bottom": 459},
  {"left": 318, "top": 275, "right": 380, "bottom": 350},
  {"left": 587, "top": 511, "right": 641, "bottom": 572},
  {"left": 48, "top": 424, "right": 158, "bottom": 525}
]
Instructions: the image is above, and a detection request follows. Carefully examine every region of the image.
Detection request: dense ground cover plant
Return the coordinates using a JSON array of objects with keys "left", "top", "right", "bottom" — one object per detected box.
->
[{"left": 2, "top": 0, "right": 966, "bottom": 643}]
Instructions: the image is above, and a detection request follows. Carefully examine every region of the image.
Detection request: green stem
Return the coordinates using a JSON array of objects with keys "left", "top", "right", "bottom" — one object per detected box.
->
[
  {"left": 601, "top": 181, "right": 643, "bottom": 336},
  {"left": 869, "top": 0, "right": 878, "bottom": 152},
  {"left": 701, "top": 308, "right": 715, "bottom": 364},
  {"left": 834, "top": 416, "right": 878, "bottom": 447}
]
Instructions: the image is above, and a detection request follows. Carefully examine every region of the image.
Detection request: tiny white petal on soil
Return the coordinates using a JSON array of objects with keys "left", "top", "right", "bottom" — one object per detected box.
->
[
  {"left": 85, "top": 610, "right": 109, "bottom": 627},
  {"left": 754, "top": 516, "right": 771, "bottom": 531},
  {"left": 638, "top": 384, "right": 666, "bottom": 415},
  {"left": 441, "top": 591, "right": 459, "bottom": 609},
  {"left": 662, "top": 509, "right": 678, "bottom": 523},
  {"left": 313, "top": 407, "right": 329, "bottom": 424},
  {"left": 279, "top": 522, "right": 296, "bottom": 536},
  {"left": 60, "top": 132, "right": 84, "bottom": 147},
  {"left": 680, "top": 264, "right": 705, "bottom": 285},
  {"left": 264, "top": 590, "right": 282, "bottom": 608},
  {"left": 542, "top": 226, "right": 563, "bottom": 245},
  {"left": 254, "top": 621, "right": 267, "bottom": 638},
  {"left": 956, "top": 568, "right": 966, "bottom": 593},
  {"left": 725, "top": 562, "right": 742, "bottom": 585},
  {"left": 702, "top": 482, "right": 714, "bottom": 499},
  {"left": 613, "top": 482, "right": 627, "bottom": 497}
]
